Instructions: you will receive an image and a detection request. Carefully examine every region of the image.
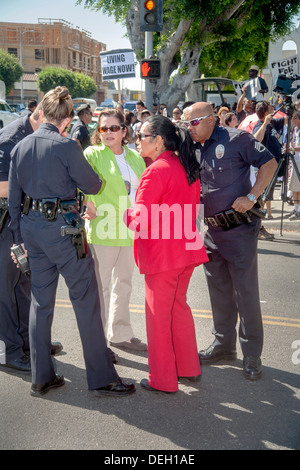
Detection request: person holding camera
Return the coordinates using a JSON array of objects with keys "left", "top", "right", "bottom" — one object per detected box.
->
[
  {"left": 253, "top": 101, "right": 287, "bottom": 228},
  {"left": 8, "top": 86, "right": 135, "bottom": 397}
]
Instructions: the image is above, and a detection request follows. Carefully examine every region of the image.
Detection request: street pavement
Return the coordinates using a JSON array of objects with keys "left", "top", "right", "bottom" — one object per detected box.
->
[
  {"left": 260, "top": 185, "right": 300, "bottom": 234},
  {"left": 0, "top": 186, "right": 299, "bottom": 452}
]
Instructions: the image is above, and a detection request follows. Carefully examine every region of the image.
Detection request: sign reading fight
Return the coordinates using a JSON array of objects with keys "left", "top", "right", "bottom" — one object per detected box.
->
[
  {"left": 269, "top": 54, "right": 299, "bottom": 83},
  {"left": 100, "top": 49, "right": 136, "bottom": 81}
]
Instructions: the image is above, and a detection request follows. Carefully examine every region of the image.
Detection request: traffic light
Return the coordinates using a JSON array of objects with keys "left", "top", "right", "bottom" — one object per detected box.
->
[
  {"left": 140, "top": 0, "right": 163, "bottom": 32},
  {"left": 141, "top": 59, "right": 161, "bottom": 79}
]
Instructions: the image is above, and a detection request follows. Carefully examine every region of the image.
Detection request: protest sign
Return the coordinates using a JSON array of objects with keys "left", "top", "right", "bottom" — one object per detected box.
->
[
  {"left": 100, "top": 49, "right": 136, "bottom": 80},
  {"left": 233, "top": 78, "right": 264, "bottom": 101},
  {"left": 269, "top": 55, "right": 299, "bottom": 83}
]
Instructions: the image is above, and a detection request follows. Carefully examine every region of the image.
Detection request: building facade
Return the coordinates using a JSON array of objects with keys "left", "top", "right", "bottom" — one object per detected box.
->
[{"left": 0, "top": 19, "right": 108, "bottom": 105}]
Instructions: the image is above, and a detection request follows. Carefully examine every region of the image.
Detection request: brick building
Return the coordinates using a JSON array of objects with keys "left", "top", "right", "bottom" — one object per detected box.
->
[{"left": 0, "top": 19, "right": 108, "bottom": 105}]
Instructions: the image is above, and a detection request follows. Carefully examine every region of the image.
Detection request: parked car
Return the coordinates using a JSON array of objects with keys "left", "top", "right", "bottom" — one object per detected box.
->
[
  {"left": 72, "top": 98, "right": 97, "bottom": 113},
  {"left": 99, "top": 99, "right": 118, "bottom": 109},
  {"left": 0, "top": 99, "right": 19, "bottom": 129},
  {"left": 93, "top": 106, "right": 103, "bottom": 117},
  {"left": 68, "top": 116, "right": 98, "bottom": 137},
  {"left": 124, "top": 101, "right": 138, "bottom": 112},
  {"left": 10, "top": 103, "right": 26, "bottom": 114}
]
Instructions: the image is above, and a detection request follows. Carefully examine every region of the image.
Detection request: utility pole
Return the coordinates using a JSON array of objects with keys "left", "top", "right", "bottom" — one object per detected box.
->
[
  {"left": 140, "top": 0, "right": 163, "bottom": 111},
  {"left": 145, "top": 32, "right": 154, "bottom": 111},
  {"left": 20, "top": 30, "right": 35, "bottom": 104}
]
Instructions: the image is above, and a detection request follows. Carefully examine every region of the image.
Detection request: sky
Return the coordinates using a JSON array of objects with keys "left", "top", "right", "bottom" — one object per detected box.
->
[{"left": 0, "top": 0, "right": 143, "bottom": 91}]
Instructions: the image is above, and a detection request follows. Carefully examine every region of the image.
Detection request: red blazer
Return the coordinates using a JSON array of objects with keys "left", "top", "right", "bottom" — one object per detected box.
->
[{"left": 125, "top": 150, "right": 208, "bottom": 274}]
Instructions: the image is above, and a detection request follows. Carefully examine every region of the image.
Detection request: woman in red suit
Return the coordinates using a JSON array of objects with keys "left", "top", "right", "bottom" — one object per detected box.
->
[{"left": 125, "top": 115, "right": 208, "bottom": 393}]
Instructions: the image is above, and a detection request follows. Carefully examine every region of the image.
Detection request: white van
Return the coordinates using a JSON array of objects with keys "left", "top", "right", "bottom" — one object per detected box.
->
[
  {"left": 0, "top": 99, "right": 19, "bottom": 129},
  {"left": 72, "top": 98, "right": 97, "bottom": 113}
]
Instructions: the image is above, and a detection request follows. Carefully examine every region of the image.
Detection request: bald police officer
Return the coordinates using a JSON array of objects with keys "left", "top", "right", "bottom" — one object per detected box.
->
[{"left": 183, "top": 102, "right": 277, "bottom": 380}]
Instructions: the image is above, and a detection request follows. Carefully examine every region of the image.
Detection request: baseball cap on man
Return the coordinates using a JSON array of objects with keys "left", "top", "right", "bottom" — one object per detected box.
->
[
  {"left": 249, "top": 65, "right": 259, "bottom": 72},
  {"left": 76, "top": 104, "right": 91, "bottom": 115}
]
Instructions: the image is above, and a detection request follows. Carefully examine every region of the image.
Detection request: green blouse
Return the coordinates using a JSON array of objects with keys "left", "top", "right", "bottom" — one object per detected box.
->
[{"left": 84, "top": 143, "right": 146, "bottom": 246}]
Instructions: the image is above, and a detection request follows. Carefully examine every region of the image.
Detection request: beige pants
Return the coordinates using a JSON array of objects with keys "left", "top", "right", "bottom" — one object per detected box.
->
[{"left": 90, "top": 244, "right": 135, "bottom": 343}]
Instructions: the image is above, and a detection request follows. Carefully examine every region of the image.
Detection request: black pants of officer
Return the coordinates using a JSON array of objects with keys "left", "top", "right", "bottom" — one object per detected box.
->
[
  {"left": 0, "top": 220, "right": 31, "bottom": 362},
  {"left": 203, "top": 217, "right": 263, "bottom": 357},
  {"left": 21, "top": 209, "right": 118, "bottom": 388}
]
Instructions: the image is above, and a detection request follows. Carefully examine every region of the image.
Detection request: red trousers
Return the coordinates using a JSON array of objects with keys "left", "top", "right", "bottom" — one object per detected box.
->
[{"left": 144, "top": 265, "right": 201, "bottom": 392}]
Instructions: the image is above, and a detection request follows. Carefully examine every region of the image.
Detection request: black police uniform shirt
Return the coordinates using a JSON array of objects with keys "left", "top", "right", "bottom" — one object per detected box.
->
[
  {"left": 197, "top": 124, "right": 274, "bottom": 218},
  {"left": 252, "top": 117, "right": 284, "bottom": 162},
  {"left": 8, "top": 122, "right": 101, "bottom": 244},
  {"left": 0, "top": 114, "right": 33, "bottom": 183},
  {"left": 70, "top": 118, "right": 91, "bottom": 150}
]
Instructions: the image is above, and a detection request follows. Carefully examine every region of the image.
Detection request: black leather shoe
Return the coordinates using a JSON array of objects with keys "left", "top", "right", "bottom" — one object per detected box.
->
[
  {"left": 31, "top": 374, "right": 65, "bottom": 397},
  {"left": 1, "top": 355, "right": 31, "bottom": 373},
  {"left": 243, "top": 356, "right": 262, "bottom": 380},
  {"left": 50, "top": 342, "right": 63, "bottom": 356},
  {"left": 178, "top": 375, "right": 201, "bottom": 383},
  {"left": 91, "top": 378, "right": 136, "bottom": 396},
  {"left": 198, "top": 344, "right": 237, "bottom": 364},
  {"left": 140, "top": 378, "right": 176, "bottom": 393}
]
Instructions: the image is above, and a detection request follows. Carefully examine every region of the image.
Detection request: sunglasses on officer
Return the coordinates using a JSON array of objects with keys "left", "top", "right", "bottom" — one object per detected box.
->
[
  {"left": 182, "top": 114, "right": 212, "bottom": 127},
  {"left": 98, "top": 125, "right": 124, "bottom": 133}
]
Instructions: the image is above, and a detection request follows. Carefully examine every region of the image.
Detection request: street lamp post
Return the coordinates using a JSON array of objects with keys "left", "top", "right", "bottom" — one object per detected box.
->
[{"left": 20, "top": 30, "right": 35, "bottom": 104}]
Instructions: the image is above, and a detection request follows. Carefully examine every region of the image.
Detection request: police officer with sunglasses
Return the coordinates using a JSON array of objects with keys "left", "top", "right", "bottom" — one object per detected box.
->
[{"left": 183, "top": 102, "right": 277, "bottom": 381}]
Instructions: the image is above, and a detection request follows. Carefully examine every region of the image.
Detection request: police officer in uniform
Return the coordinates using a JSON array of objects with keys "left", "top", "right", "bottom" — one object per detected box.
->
[
  {"left": 70, "top": 103, "right": 92, "bottom": 150},
  {"left": 183, "top": 102, "right": 277, "bottom": 380},
  {"left": 0, "top": 105, "right": 62, "bottom": 373},
  {"left": 8, "top": 86, "right": 135, "bottom": 397}
]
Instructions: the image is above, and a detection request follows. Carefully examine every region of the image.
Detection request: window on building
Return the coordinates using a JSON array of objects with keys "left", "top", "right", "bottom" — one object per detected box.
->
[
  {"left": 7, "top": 30, "right": 17, "bottom": 43},
  {"left": 35, "top": 49, "right": 45, "bottom": 60},
  {"left": 8, "top": 48, "right": 18, "bottom": 57},
  {"left": 52, "top": 48, "right": 61, "bottom": 64}
]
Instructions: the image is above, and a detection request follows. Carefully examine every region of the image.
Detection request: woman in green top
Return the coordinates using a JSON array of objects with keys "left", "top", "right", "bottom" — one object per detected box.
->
[{"left": 83, "top": 108, "right": 147, "bottom": 353}]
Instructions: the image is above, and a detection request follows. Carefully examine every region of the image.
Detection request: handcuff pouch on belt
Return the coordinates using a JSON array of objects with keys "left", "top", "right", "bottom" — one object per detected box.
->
[
  {"left": 42, "top": 198, "right": 59, "bottom": 221},
  {"left": 0, "top": 198, "right": 9, "bottom": 234},
  {"left": 22, "top": 196, "right": 59, "bottom": 221},
  {"left": 205, "top": 209, "right": 252, "bottom": 231},
  {"left": 60, "top": 200, "right": 88, "bottom": 259}
]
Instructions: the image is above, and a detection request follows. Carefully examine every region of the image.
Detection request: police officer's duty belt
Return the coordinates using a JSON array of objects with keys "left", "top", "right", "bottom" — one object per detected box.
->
[
  {"left": 205, "top": 209, "right": 252, "bottom": 231},
  {"left": 23, "top": 196, "right": 78, "bottom": 222}
]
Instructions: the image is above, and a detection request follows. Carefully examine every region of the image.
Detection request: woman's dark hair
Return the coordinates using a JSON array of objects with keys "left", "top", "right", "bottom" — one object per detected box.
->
[
  {"left": 255, "top": 101, "right": 270, "bottom": 120},
  {"left": 146, "top": 115, "right": 200, "bottom": 185},
  {"left": 224, "top": 112, "right": 235, "bottom": 126},
  {"left": 124, "top": 111, "right": 135, "bottom": 126}
]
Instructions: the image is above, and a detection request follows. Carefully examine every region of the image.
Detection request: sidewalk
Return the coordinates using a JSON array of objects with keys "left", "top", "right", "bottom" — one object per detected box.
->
[{"left": 260, "top": 184, "right": 300, "bottom": 234}]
